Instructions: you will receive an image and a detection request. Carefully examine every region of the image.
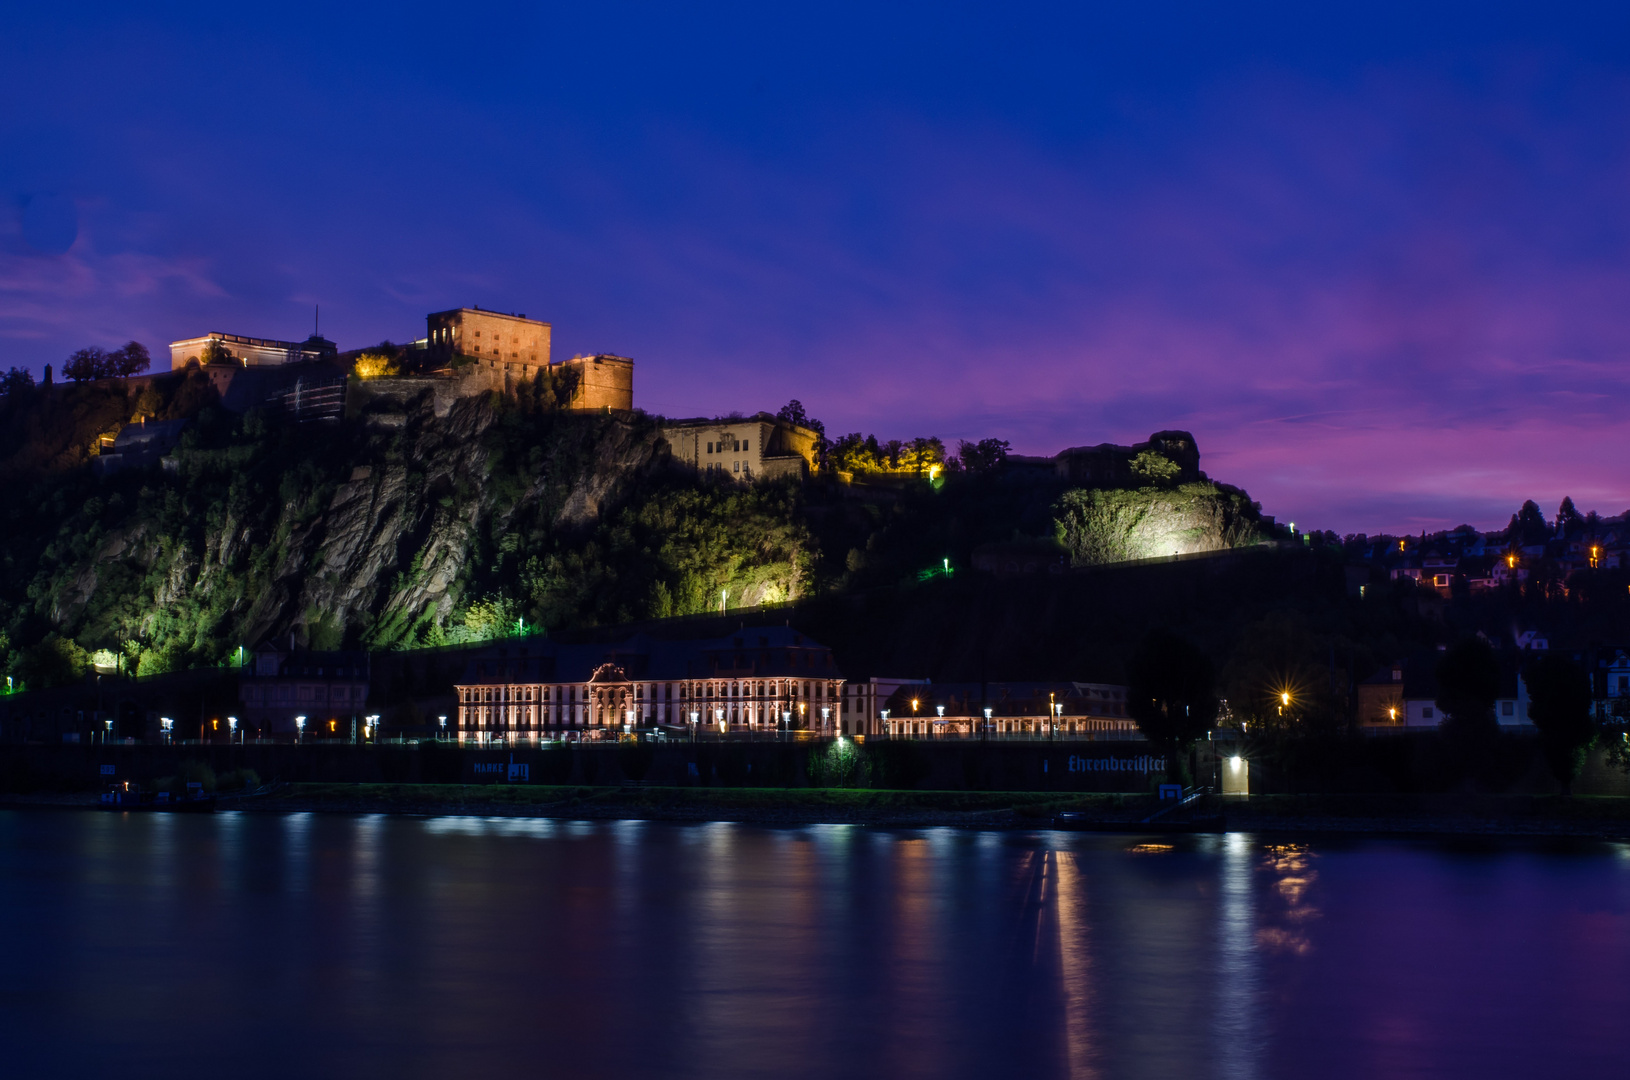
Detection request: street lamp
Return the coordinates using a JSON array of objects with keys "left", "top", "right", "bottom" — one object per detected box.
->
[
  {"left": 160, "top": 717, "right": 172, "bottom": 743},
  {"left": 438, "top": 715, "right": 447, "bottom": 740},
  {"left": 880, "top": 709, "right": 890, "bottom": 737},
  {"left": 365, "top": 714, "right": 380, "bottom": 741},
  {"left": 690, "top": 710, "right": 699, "bottom": 741},
  {"left": 228, "top": 716, "right": 238, "bottom": 743},
  {"left": 295, "top": 715, "right": 307, "bottom": 743},
  {"left": 821, "top": 705, "right": 830, "bottom": 734},
  {"left": 983, "top": 707, "right": 993, "bottom": 740}
]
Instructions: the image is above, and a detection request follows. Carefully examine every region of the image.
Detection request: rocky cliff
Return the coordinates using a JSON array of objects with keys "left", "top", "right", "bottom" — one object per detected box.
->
[{"left": 1, "top": 380, "right": 814, "bottom": 679}]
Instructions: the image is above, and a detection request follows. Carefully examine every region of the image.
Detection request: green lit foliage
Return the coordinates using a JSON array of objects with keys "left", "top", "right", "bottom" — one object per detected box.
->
[
  {"left": 11, "top": 633, "right": 90, "bottom": 689},
  {"left": 829, "top": 432, "right": 946, "bottom": 476},
  {"left": 1053, "top": 482, "right": 1260, "bottom": 566},
  {"left": 1129, "top": 449, "right": 1182, "bottom": 486},
  {"left": 447, "top": 594, "right": 523, "bottom": 644},
  {"left": 809, "top": 737, "right": 870, "bottom": 788},
  {"left": 520, "top": 479, "right": 813, "bottom": 629}
]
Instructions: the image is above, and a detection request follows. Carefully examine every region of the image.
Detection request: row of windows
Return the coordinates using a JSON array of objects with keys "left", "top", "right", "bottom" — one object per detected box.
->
[
  {"left": 462, "top": 702, "right": 827, "bottom": 727},
  {"left": 707, "top": 438, "right": 748, "bottom": 454},
  {"left": 459, "top": 680, "right": 837, "bottom": 704}
]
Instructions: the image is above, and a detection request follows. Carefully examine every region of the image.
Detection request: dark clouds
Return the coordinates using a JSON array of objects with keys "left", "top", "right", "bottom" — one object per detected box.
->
[{"left": 2, "top": 2, "right": 1629, "bottom": 532}]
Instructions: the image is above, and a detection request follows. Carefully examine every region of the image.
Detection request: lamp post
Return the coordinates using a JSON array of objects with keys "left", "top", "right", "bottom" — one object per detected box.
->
[
  {"left": 690, "top": 710, "right": 699, "bottom": 741},
  {"left": 295, "top": 715, "right": 306, "bottom": 744},
  {"left": 983, "top": 707, "right": 993, "bottom": 741},
  {"left": 438, "top": 715, "right": 447, "bottom": 741},
  {"left": 228, "top": 716, "right": 238, "bottom": 744},
  {"left": 160, "top": 717, "right": 172, "bottom": 744},
  {"left": 821, "top": 705, "right": 830, "bottom": 736},
  {"left": 880, "top": 709, "right": 890, "bottom": 738}
]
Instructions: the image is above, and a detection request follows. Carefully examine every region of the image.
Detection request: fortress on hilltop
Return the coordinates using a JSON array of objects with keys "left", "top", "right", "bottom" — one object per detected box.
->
[
  {"left": 166, "top": 303, "right": 634, "bottom": 415},
  {"left": 420, "top": 307, "right": 633, "bottom": 411}
]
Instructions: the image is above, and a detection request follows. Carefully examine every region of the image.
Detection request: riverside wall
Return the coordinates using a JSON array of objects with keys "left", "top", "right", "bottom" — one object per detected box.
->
[{"left": 0, "top": 740, "right": 1171, "bottom": 795}]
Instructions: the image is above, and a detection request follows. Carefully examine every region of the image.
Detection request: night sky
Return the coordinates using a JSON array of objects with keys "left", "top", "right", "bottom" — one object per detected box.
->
[{"left": 4, "top": 2, "right": 1629, "bottom": 534}]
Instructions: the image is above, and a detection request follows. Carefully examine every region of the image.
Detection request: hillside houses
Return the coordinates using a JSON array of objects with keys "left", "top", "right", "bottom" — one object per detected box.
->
[{"left": 1353, "top": 507, "right": 1630, "bottom": 601}]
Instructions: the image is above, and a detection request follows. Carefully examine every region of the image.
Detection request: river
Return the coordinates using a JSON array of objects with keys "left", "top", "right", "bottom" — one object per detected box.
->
[{"left": 1, "top": 811, "right": 1626, "bottom": 1078}]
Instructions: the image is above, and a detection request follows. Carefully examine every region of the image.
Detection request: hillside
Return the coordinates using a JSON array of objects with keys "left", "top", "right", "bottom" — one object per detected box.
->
[{"left": 0, "top": 376, "right": 1271, "bottom": 687}]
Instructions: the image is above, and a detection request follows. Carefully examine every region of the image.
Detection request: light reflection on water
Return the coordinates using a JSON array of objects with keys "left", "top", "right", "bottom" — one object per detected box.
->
[{"left": 1, "top": 812, "right": 1628, "bottom": 1079}]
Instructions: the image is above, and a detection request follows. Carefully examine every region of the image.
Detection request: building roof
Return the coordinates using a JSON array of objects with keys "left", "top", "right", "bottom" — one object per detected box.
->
[{"left": 457, "top": 627, "right": 840, "bottom": 686}]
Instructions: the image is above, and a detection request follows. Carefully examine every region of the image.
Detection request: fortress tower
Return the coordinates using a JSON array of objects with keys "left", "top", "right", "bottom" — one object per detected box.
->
[{"left": 425, "top": 307, "right": 632, "bottom": 411}]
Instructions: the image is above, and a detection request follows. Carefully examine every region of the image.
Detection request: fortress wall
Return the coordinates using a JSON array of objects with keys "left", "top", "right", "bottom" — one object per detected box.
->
[{"left": 565, "top": 355, "right": 633, "bottom": 411}]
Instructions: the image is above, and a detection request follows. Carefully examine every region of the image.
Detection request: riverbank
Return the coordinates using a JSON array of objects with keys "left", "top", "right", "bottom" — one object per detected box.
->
[{"left": 10, "top": 785, "right": 1630, "bottom": 838}]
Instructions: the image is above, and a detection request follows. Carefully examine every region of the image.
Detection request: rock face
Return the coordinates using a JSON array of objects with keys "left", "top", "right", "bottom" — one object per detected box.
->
[
  {"left": 23, "top": 385, "right": 670, "bottom": 665},
  {"left": 1053, "top": 430, "right": 1204, "bottom": 488},
  {"left": 1052, "top": 482, "right": 1262, "bottom": 566}
]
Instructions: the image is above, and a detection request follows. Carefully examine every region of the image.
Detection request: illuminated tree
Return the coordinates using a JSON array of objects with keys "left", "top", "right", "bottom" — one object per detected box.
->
[
  {"left": 197, "top": 339, "right": 235, "bottom": 366},
  {"left": 353, "top": 352, "right": 401, "bottom": 379},
  {"left": 1130, "top": 449, "right": 1182, "bottom": 486}
]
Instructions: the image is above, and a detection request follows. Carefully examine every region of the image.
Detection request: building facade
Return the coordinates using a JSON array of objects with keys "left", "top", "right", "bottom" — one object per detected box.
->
[
  {"left": 872, "top": 681, "right": 1139, "bottom": 739},
  {"left": 454, "top": 628, "right": 844, "bottom": 743},
  {"left": 237, "top": 649, "right": 372, "bottom": 740},
  {"left": 169, "top": 331, "right": 338, "bottom": 370},
  {"left": 661, "top": 413, "right": 821, "bottom": 481},
  {"left": 424, "top": 307, "right": 633, "bottom": 410}
]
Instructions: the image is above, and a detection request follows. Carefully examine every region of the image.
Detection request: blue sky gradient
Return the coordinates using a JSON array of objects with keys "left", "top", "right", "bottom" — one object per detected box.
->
[{"left": 5, "top": 2, "right": 1630, "bottom": 533}]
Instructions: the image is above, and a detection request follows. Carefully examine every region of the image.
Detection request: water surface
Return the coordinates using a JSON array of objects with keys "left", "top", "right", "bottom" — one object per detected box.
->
[{"left": 1, "top": 811, "right": 1626, "bottom": 1079}]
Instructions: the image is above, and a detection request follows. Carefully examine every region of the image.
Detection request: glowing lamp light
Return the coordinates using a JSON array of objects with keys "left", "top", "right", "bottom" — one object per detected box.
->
[
  {"left": 1281, "top": 692, "right": 1290, "bottom": 706},
  {"left": 1230, "top": 755, "right": 1242, "bottom": 767}
]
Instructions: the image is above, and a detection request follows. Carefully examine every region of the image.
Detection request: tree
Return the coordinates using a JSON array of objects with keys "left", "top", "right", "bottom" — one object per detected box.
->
[
  {"left": 353, "top": 352, "right": 401, "bottom": 379},
  {"left": 0, "top": 366, "right": 34, "bottom": 396},
  {"left": 1508, "top": 500, "right": 1550, "bottom": 546},
  {"left": 1557, "top": 496, "right": 1582, "bottom": 535},
  {"left": 1435, "top": 637, "right": 1501, "bottom": 751},
  {"left": 62, "top": 346, "right": 111, "bottom": 381},
  {"left": 110, "top": 341, "right": 150, "bottom": 377},
  {"left": 10, "top": 634, "right": 90, "bottom": 689},
  {"left": 776, "top": 400, "right": 808, "bottom": 427},
  {"left": 60, "top": 342, "right": 148, "bottom": 381},
  {"left": 1130, "top": 449, "right": 1182, "bottom": 486},
  {"left": 197, "top": 339, "right": 235, "bottom": 366},
  {"left": 1525, "top": 653, "right": 1596, "bottom": 794},
  {"left": 957, "top": 437, "right": 1010, "bottom": 473},
  {"left": 1127, "top": 628, "right": 1218, "bottom": 783}
]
